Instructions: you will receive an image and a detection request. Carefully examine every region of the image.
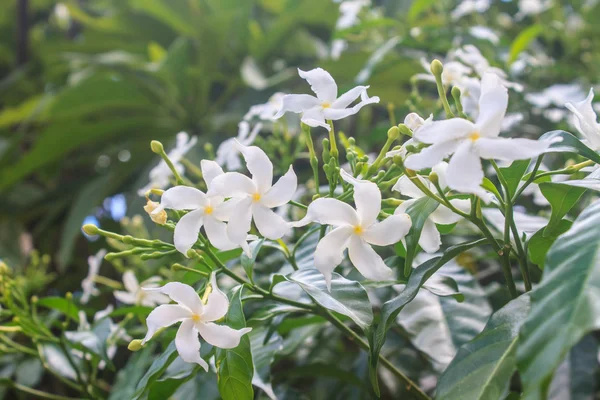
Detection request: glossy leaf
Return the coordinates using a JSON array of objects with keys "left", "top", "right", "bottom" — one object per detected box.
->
[
  {"left": 499, "top": 159, "right": 530, "bottom": 198},
  {"left": 527, "top": 219, "right": 572, "bottom": 269},
  {"left": 508, "top": 24, "right": 543, "bottom": 64},
  {"left": 249, "top": 327, "right": 282, "bottom": 400},
  {"left": 539, "top": 182, "right": 585, "bottom": 235},
  {"left": 517, "top": 199, "right": 600, "bottom": 400},
  {"left": 131, "top": 341, "right": 179, "bottom": 400},
  {"left": 540, "top": 130, "right": 600, "bottom": 165},
  {"left": 109, "top": 344, "right": 157, "bottom": 400},
  {"left": 547, "top": 335, "right": 598, "bottom": 400},
  {"left": 37, "top": 297, "right": 80, "bottom": 321}
]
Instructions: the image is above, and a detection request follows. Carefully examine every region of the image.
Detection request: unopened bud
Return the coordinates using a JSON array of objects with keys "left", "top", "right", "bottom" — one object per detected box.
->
[
  {"left": 405, "top": 144, "right": 418, "bottom": 153},
  {"left": 393, "top": 155, "right": 404, "bottom": 167},
  {"left": 387, "top": 126, "right": 400, "bottom": 141},
  {"left": 451, "top": 86, "right": 461, "bottom": 101},
  {"left": 398, "top": 124, "right": 413, "bottom": 138},
  {"left": 150, "top": 140, "right": 164, "bottom": 154},
  {"left": 143, "top": 199, "right": 167, "bottom": 225},
  {"left": 429, "top": 171, "right": 439, "bottom": 186},
  {"left": 82, "top": 224, "right": 99, "bottom": 235},
  {"left": 128, "top": 339, "right": 144, "bottom": 352},
  {"left": 430, "top": 59, "right": 444, "bottom": 77},
  {"left": 172, "top": 263, "right": 184, "bottom": 272},
  {"left": 31, "top": 296, "right": 38, "bottom": 304},
  {"left": 65, "top": 292, "right": 73, "bottom": 300}
]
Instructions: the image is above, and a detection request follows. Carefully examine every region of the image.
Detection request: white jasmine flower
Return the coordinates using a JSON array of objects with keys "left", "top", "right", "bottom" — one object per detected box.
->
[
  {"left": 80, "top": 249, "right": 107, "bottom": 304},
  {"left": 565, "top": 88, "right": 600, "bottom": 150},
  {"left": 295, "top": 170, "right": 412, "bottom": 288},
  {"left": 414, "top": 59, "right": 472, "bottom": 86},
  {"left": 392, "top": 163, "right": 470, "bottom": 253},
  {"left": 244, "top": 93, "right": 285, "bottom": 121},
  {"left": 138, "top": 132, "right": 197, "bottom": 195},
  {"left": 450, "top": 0, "right": 490, "bottom": 20},
  {"left": 142, "top": 274, "right": 252, "bottom": 370},
  {"left": 386, "top": 112, "right": 432, "bottom": 160},
  {"left": 216, "top": 122, "right": 262, "bottom": 171},
  {"left": 404, "top": 73, "right": 556, "bottom": 200},
  {"left": 331, "top": 0, "right": 370, "bottom": 60},
  {"left": 114, "top": 271, "right": 170, "bottom": 307},
  {"left": 469, "top": 26, "right": 500, "bottom": 44},
  {"left": 274, "top": 68, "right": 380, "bottom": 131},
  {"left": 526, "top": 83, "right": 585, "bottom": 109},
  {"left": 209, "top": 143, "right": 297, "bottom": 248},
  {"left": 516, "top": 0, "right": 552, "bottom": 20},
  {"left": 453, "top": 45, "right": 523, "bottom": 92},
  {"left": 153, "top": 160, "right": 241, "bottom": 255}
]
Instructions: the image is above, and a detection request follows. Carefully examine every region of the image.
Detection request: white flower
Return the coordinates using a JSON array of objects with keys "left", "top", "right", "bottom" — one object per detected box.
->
[
  {"left": 404, "top": 73, "right": 556, "bottom": 200},
  {"left": 216, "top": 122, "right": 261, "bottom": 171},
  {"left": 453, "top": 45, "right": 523, "bottom": 92},
  {"left": 295, "top": 170, "right": 412, "bottom": 288},
  {"left": 414, "top": 59, "right": 472, "bottom": 86},
  {"left": 114, "top": 271, "right": 170, "bottom": 307},
  {"left": 80, "top": 249, "right": 107, "bottom": 304},
  {"left": 565, "top": 88, "right": 600, "bottom": 150},
  {"left": 469, "top": 26, "right": 500, "bottom": 44},
  {"left": 138, "top": 132, "right": 197, "bottom": 195},
  {"left": 142, "top": 274, "right": 252, "bottom": 370},
  {"left": 392, "top": 163, "right": 471, "bottom": 253},
  {"left": 154, "top": 160, "right": 241, "bottom": 255},
  {"left": 331, "top": 0, "right": 370, "bottom": 59},
  {"left": 209, "top": 143, "right": 297, "bottom": 248},
  {"left": 526, "top": 83, "right": 585, "bottom": 109},
  {"left": 516, "top": 0, "right": 552, "bottom": 20},
  {"left": 244, "top": 93, "right": 285, "bottom": 121},
  {"left": 450, "top": 0, "right": 490, "bottom": 20},
  {"left": 273, "top": 68, "right": 380, "bottom": 131},
  {"left": 386, "top": 112, "right": 432, "bottom": 160}
]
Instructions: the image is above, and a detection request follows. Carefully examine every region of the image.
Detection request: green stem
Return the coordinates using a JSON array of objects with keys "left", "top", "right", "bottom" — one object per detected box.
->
[
  {"left": 302, "top": 123, "right": 320, "bottom": 195},
  {"left": 512, "top": 155, "right": 543, "bottom": 201},
  {"left": 327, "top": 120, "right": 339, "bottom": 163},
  {"left": 433, "top": 76, "right": 454, "bottom": 118},
  {"left": 8, "top": 382, "right": 84, "bottom": 400}
]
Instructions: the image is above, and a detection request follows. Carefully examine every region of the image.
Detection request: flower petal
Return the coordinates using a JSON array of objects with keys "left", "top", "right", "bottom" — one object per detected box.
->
[
  {"left": 145, "top": 282, "right": 204, "bottom": 315},
  {"left": 204, "top": 217, "right": 237, "bottom": 251},
  {"left": 445, "top": 141, "right": 487, "bottom": 198},
  {"left": 476, "top": 137, "right": 553, "bottom": 161},
  {"left": 200, "top": 160, "right": 224, "bottom": 188},
  {"left": 363, "top": 213, "right": 412, "bottom": 246},
  {"left": 394, "top": 198, "right": 417, "bottom": 215},
  {"left": 208, "top": 172, "right": 256, "bottom": 197},
  {"left": 114, "top": 291, "right": 137, "bottom": 305},
  {"left": 196, "top": 322, "right": 252, "bottom": 349},
  {"left": 142, "top": 304, "right": 191, "bottom": 344},
  {"left": 122, "top": 270, "right": 139, "bottom": 293},
  {"left": 293, "top": 198, "right": 359, "bottom": 227},
  {"left": 475, "top": 72, "right": 508, "bottom": 138},
  {"left": 236, "top": 143, "right": 273, "bottom": 194},
  {"left": 430, "top": 200, "right": 470, "bottom": 225},
  {"left": 431, "top": 162, "right": 449, "bottom": 190},
  {"left": 298, "top": 68, "right": 337, "bottom": 103},
  {"left": 419, "top": 219, "right": 442, "bottom": 253},
  {"left": 412, "top": 118, "right": 475, "bottom": 144},
  {"left": 391, "top": 175, "right": 427, "bottom": 199},
  {"left": 175, "top": 319, "right": 208, "bottom": 370},
  {"left": 227, "top": 197, "right": 254, "bottom": 244},
  {"left": 273, "top": 94, "right": 320, "bottom": 119},
  {"left": 404, "top": 140, "right": 461, "bottom": 170},
  {"left": 314, "top": 226, "right": 354, "bottom": 289},
  {"left": 174, "top": 209, "right": 205, "bottom": 255},
  {"left": 261, "top": 166, "right": 298, "bottom": 208},
  {"left": 340, "top": 169, "right": 381, "bottom": 226},
  {"left": 347, "top": 236, "right": 394, "bottom": 281},
  {"left": 331, "top": 86, "right": 368, "bottom": 109},
  {"left": 158, "top": 186, "right": 207, "bottom": 211},
  {"left": 566, "top": 88, "right": 600, "bottom": 150},
  {"left": 301, "top": 106, "right": 329, "bottom": 131},
  {"left": 252, "top": 204, "right": 290, "bottom": 239},
  {"left": 200, "top": 273, "right": 229, "bottom": 322}
]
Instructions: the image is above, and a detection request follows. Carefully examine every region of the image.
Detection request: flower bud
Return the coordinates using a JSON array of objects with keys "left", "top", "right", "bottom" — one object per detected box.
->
[
  {"left": 429, "top": 171, "right": 439, "bottom": 186},
  {"left": 430, "top": 59, "right": 444, "bottom": 77},
  {"left": 65, "top": 292, "right": 73, "bottom": 301},
  {"left": 405, "top": 144, "right": 418, "bottom": 153},
  {"left": 128, "top": 339, "right": 144, "bottom": 352},
  {"left": 150, "top": 140, "right": 164, "bottom": 154},
  {"left": 31, "top": 295, "right": 38, "bottom": 304},
  {"left": 451, "top": 86, "right": 461, "bottom": 101},
  {"left": 393, "top": 155, "right": 404, "bottom": 167},
  {"left": 387, "top": 126, "right": 400, "bottom": 141},
  {"left": 0, "top": 262, "right": 9, "bottom": 275},
  {"left": 398, "top": 124, "right": 413, "bottom": 138},
  {"left": 82, "top": 224, "right": 99, "bottom": 235},
  {"left": 143, "top": 199, "right": 167, "bottom": 225}
]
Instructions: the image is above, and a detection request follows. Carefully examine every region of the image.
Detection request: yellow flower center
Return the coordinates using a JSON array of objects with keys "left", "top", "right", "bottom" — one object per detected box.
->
[
  {"left": 353, "top": 225, "right": 364, "bottom": 235},
  {"left": 322, "top": 102, "right": 331, "bottom": 109},
  {"left": 204, "top": 205, "right": 213, "bottom": 215},
  {"left": 191, "top": 314, "right": 201, "bottom": 322},
  {"left": 469, "top": 131, "right": 481, "bottom": 142},
  {"left": 252, "top": 193, "right": 261, "bottom": 202}
]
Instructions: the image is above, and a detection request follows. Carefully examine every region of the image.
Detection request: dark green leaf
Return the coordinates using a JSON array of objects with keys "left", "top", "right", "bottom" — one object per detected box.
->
[
  {"left": 37, "top": 297, "right": 80, "bottom": 321},
  {"left": 540, "top": 130, "right": 600, "bottom": 165},
  {"left": 527, "top": 219, "right": 572, "bottom": 268},
  {"left": 249, "top": 327, "right": 282, "bottom": 400},
  {"left": 539, "top": 182, "right": 585, "bottom": 235},
  {"left": 499, "top": 159, "right": 530, "bottom": 198},
  {"left": 109, "top": 344, "right": 156, "bottom": 400},
  {"left": 547, "top": 335, "right": 598, "bottom": 400},
  {"left": 508, "top": 24, "right": 543, "bottom": 64},
  {"left": 131, "top": 341, "right": 179, "bottom": 400}
]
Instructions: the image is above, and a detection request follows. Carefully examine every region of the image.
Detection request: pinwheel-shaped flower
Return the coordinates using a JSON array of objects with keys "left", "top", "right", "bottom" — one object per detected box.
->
[
  {"left": 209, "top": 143, "right": 297, "bottom": 247},
  {"left": 142, "top": 274, "right": 251, "bottom": 370},
  {"left": 295, "top": 170, "right": 412, "bottom": 288},
  {"left": 273, "top": 68, "right": 379, "bottom": 131},
  {"left": 566, "top": 88, "right": 600, "bottom": 151},
  {"left": 80, "top": 249, "right": 106, "bottom": 304},
  {"left": 114, "top": 271, "right": 169, "bottom": 307},
  {"left": 216, "top": 121, "right": 262, "bottom": 171},
  {"left": 153, "top": 160, "right": 239, "bottom": 255},
  {"left": 404, "top": 73, "right": 556, "bottom": 199},
  {"left": 393, "top": 162, "right": 470, "bottom": 253}
]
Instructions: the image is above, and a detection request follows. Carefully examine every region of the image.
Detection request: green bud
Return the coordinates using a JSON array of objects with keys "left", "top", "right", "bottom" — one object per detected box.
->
[
  {"left": 382, "top": 198, "right": 403, "bottom": 207},
  {"left": 398, "top": 124, "right": 413, "bottom": 138},
  {"left": 430, "top": 59, "right": 444, "bottom": 77},
  {"left": 82, "top": 224, "right": 99, "bottom": 235},
  {"left": 150, "top": 140, "right": 164, "bottom": 154},
  {"left": 375, "top": 170, "right": 385, "bottom": 180},
  {"left": 312, "top": 194, "right": 321, "bottom": 201},
  {"left": 128, "top": 339, "right": 144, "bottom": 352},
  {"left": 348, "top": 137, "right": 356, "bottom": 146},
  {"left": 451, "top": 86, "right": 461, "bottom": 101},
  {"left": 31, "top": 296, "right": 38, "bottom": 304},
  {"left": 387, "top": 126, "right": 400, "bottom": 141},
  {"left": 393, "top": 155, "right": 404, "bottom": 167},
  {"left": 322, "top": 138, "right": 331, "bottom": 163},
  {"left": 65, "top": 292, "right": 73, "bottom": 301},
  {"left": 429, "top": 171, "right": 439, "bottom": 186},
  {"left": 405, "top": 144, "right": 418, "bottom": 153}
]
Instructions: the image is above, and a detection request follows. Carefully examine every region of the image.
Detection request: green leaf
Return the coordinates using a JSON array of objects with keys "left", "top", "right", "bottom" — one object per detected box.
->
[
  {"left": 539, "top": 182, "right": 585, "bottom": 235},
  {"left": 527, "top": 219, "right": 572, "bottom": 269},
  {"left": 131, "top": 341, "right": 179, "bottom": 400},
  {"left": 540, "top": 130, "right": 600, "bottom": 165},
  {"left": 517, "top": 199, "right": 600, "bottom": 400},
  {"left": 499, "top": 159, "right": 530, "bottom": 198},
  {"left": 37, "top": 342, "right": 81, "bottom": 381},
  {"left": 482, "top": 178, "right": 503, "bottom": 202},
  {"left": 109, "top": 344, "right": 156, "bottom": 400},
  {"left": 249, "top": 327, "right": 282, "bottom": 400},
  {"left": 408, "top": 0, "right": 437, "bottom": 22},
  {"left": 216, "top": 287, "right": 254, "bottom": 400},
  {"left": 508, "top": 24, "right": 543, "bottom": 64},
  {"left": 436, "top": 294, "right": 531, "bottom": 400},
  {"left": 404, "top": 196, "right": 439, "bottom": 276},
  {"left": 128, "top": 0, "right": 197, "bottom": 35},
  {"left": 241, "top": 239, "right": 264, "bottom": 282},
  {"left": 284, "top": 268, "right": 373, "bottom": 332},
  {"left": 36, "top": 297, "right": 80, "bottom": 321},
  {"left": 367, "top": 238, "right": 487, "bottom": 395},
  {"left": 422, "top": 274, "right": 464, "bottom": 302},
  {"left": 547, "top": 335, "right": 598, "bottom": 399}
]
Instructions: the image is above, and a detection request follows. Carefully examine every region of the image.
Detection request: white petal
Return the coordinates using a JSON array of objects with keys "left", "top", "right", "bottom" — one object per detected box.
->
[
  {"left": 114, "top": 291, "right": 137, "bottom": 305},
  {"left": 242, "top": 122, "right": 262, "bottom": 146},
  {"left": 431, "top": 162, "right": 449, "bottom": 190},
  {"left": 208, "top": 172, "right": 256, "bottom": 197},
  {"left": 301, "top": 106, "right": 329, "bottom": 131},
  {"left": 200, "top": 273, "right": 229, "bottom": 322},
  {"left": 204, "top": 217, "right": 237, "bottom": 251},
  {"left": 404, "top": 141, "right": 461, "bottom": 171},
  {"left": 145, "top": 282, "right": 204, "bottom": 315},
  {"left": 323, "top": 107, "right": 358, "bottom": 120},
  {"left": 565, "top": 88, "right": 600, "bottom": 149},
  {"left": 419, "top": 219, "right": 442, "bottom": 253},
  {"left": 314, "top": 226, "right": 354, "bottom": 289},
  {"left": 476, "top": 137, "right": 553, "bottom": 161},
  {"left": 430, "top": 200, "right": 470, "bottom": 224},
  {"left": 445, "top": 141, "right": 487, "bottom": 198},
  {"left": 331, "top": 86, "right": 368, "bottom": 109},
  {"left": 236, "top": 143, "right": 273, "bottom": 194},
  {"left": 340, "top": 169, "right": 381, "bottom": 226},
  {"left": 142, "top": 304, "right": 191, "bottom": 344},
  {"left": 144, "top": 291, "right": 171, "bottom": 306},
  {"left": 347, "top": 236, "right": 394, "bottom": 281},
  {"left": 122, "top": 270, "right": 139, "bottom": 293},
  {"left": 201, "top": 160, "right": 224, "bottom": 188},
  {"left": 475, "top": 73, "right": 508, "bottom": 138},
  {"left": 293, "top": 198, "right": 359, "bottom": 227},
  {"left": 391, "top": 175, "right": 426, "bottom": 199},
  {"left": 363, "top": 213, "right": 412, "bottom": 246},
  {"left": 227, "top": 197, "right": 253, "bottom": 244},
  {"left": 196, "top": 322, "right": 252, "bottom": 349},
  {"left": 273, "top": 94, "right": 320, "bottom": 118},
  {"left": 394, "top": 198, "right": 417, "bottom": 215},
  {"left": 252, "top": 204, "right": 290, "bottom": 239},
  {"left": 159, "top": 186, "right": 207, "bottom": 211},
  {"left": 298, "top": 68, "right": 337, "bottom": 103},
  {"left": 174, "top": 209, "right": 204, "bottom": 255},
  {"left": 261, "top": 166, "right": 298, "bottom": 208},
  {"left": 413, "top": 118, "right": 474, "bottom": 144},
  {"left": 175, "top": 319, "right": 208, "bottom": 370}
]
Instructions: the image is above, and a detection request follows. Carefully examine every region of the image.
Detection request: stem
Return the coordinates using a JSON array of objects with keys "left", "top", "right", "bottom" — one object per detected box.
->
[
  {"left": 327, "top": 120, "right": 339, "bottom": 163},
  {"left": 9, "top": 382, "right": 83, "bottom": 400},
  {"left": 302, "top": 123, "right": 320, "bottom": 195},
  {"left": 433, "top": 76, "right": 454, "bottom": 118},
  {"left": 512, "top": 155, "right": 543, "bottom": 201}
]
